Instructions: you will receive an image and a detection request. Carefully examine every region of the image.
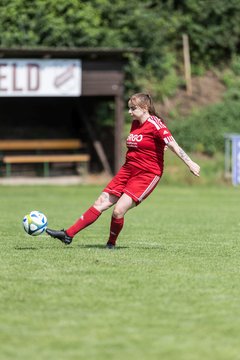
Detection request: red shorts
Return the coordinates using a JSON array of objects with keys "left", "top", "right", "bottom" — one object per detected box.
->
[{"left": 103, "top": 163, "right": 160, "bottom": 204}]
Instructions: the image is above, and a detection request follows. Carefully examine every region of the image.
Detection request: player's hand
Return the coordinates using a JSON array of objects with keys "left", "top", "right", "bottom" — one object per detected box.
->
[{"left": 189, "top": 161, "right": 200, "bottom": 177}]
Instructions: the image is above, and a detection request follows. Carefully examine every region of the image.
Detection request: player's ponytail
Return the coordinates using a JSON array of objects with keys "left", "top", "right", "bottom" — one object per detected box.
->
[{"left": 147, "top": 94, "right": 160, "bottom": 117}]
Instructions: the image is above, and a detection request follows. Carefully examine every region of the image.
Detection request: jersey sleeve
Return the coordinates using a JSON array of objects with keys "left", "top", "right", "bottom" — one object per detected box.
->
[
  {"left": 148, "top": 116, "right": 174, "bottom": 145},
  {"left": 157, "top": 126, "right": 174, "bottom": 144}
]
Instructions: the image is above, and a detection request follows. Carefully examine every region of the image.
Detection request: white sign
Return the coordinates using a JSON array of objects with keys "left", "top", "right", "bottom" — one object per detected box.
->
[
  {"left": 0, "top": 59, "right": 82, "bottom": 96},
  {"left": 232, "top": 137, "right": 240, "bottom": 185}
]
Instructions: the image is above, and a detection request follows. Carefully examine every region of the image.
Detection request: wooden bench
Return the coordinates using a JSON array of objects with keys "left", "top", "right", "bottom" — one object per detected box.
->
[{"left": 0, "top": 139, "right": 90, "bottom": 177}]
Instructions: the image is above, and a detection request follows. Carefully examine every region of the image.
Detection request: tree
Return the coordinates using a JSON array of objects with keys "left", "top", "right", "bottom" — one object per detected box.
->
[{"left": 0, "top": 0, "right": 240, "bottom": 98}]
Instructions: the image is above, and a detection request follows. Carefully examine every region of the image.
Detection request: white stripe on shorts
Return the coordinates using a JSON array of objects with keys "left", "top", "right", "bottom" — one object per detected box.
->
[{"left": 138, "top": 175, "right": 160, "bottom": 202}]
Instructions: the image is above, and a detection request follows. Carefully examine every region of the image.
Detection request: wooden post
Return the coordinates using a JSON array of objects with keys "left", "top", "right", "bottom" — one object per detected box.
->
[
  {"left": 182, "top": 34, "right": 192, "bottom": 96},
  {"left": 114, "top": 93, "right": 124, "bottom": 174},
  {"left": 77, "top": 105, "right": 113, "bottom": 177}
]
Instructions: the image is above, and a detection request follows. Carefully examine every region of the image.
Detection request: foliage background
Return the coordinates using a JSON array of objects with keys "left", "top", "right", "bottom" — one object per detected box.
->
[
  {"left": 1, "top": 0, "right": 240, "bottom": 95},
  {"left": 0, "top": 0, "right": 240, "bottom": 156}
]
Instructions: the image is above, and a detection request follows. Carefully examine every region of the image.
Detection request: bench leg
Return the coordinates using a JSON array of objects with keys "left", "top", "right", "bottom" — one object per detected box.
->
[
  {"left": 6, "top": 163, "right": 11, "bottom": 177},
  {"left": 43, "top": 162, "right": 50, "bottom": 177},
  {"left": 77, "top": 162, "right": 88, "bottom": 179}
]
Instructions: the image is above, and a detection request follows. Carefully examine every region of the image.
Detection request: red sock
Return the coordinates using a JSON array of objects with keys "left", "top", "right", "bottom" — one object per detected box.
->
[
  {"left": 66, "top": 206, "right": 101, "bottom": 237},
  {"left": 108, "top": 216, "right": 124, "bottom": 245}
]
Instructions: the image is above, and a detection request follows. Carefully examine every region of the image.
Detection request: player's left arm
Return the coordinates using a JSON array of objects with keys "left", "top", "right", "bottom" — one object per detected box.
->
[{"left": 167, "top": 139, "right": 200, "bottom": 177}]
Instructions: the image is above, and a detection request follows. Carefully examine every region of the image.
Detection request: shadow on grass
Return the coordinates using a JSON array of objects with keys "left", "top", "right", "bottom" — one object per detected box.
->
[
  {"left": 14, "top": 244, "right": 129, "bottom": 250},
  {"left": 77, "top": 244, "right": 129, "bottom": 250},
  {"left": 15, "top": 246, "right": 38, "bottom": 250},
  {"left": 134, "top": 245, "right": 167, "bottom": 250}
]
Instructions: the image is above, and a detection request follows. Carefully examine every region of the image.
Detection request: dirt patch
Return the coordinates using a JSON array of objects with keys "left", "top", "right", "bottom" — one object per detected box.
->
[
  {"left": 159, "top": 71, "right": 226, "bottom": 118},
  {"left": 0, "top": 172, "right": 112, "bottom": 186}
]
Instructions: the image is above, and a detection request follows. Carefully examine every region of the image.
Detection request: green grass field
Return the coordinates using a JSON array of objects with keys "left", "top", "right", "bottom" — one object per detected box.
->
[{"left": 1, "top": 184, "right": 240, "bottom": 360}]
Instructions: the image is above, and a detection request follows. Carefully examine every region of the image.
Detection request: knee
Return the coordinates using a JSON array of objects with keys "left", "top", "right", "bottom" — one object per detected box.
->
[
  {"left": 112, "top": 205, "right": 125, "bottom": 219},
  {"left": 93, "top": 197, "right": 103, "bottom": 208},
  {"left": 94, "top": 193, "right": 112, "bottom": 212}
]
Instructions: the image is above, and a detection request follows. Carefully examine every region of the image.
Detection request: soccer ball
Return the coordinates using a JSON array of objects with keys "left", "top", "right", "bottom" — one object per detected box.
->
[{"left": 23, "top": 210, "right": 48, "bottom": 236}]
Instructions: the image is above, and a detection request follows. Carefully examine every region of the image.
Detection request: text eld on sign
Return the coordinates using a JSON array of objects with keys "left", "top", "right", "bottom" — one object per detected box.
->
[{"left": 0, "top": 59, "right": 82, "bottom": 96}]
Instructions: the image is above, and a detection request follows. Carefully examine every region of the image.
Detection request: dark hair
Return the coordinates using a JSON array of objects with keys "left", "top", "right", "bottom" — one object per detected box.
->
[{"left": 129, "top": 93, "right": 160, "bottom": 118}]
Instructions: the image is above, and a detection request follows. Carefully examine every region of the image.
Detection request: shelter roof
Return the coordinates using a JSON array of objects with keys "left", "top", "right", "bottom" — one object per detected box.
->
[{"left": 0, "top": 47, "right": 142, "bottom": 60}]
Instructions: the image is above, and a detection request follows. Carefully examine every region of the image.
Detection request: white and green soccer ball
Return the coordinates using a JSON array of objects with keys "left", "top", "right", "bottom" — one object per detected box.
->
[{"left": 23, "top": 211, "right": 48, "bottom": 236}]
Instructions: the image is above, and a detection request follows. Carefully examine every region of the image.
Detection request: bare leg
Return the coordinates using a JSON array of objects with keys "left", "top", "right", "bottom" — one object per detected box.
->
[
  {"left": 93, "top": 192, "right": 119, "bottom": 212},
  {"left": 112, "top": 193, "right": 136, "bottom": 218}
]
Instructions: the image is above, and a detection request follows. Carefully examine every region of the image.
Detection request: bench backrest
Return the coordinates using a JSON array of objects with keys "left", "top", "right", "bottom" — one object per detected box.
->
[{"left": 0, "top": 139, "right": 83, "bottom": 151}]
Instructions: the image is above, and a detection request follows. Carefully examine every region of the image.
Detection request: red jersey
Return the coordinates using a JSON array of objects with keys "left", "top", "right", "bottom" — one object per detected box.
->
[{"left": 126, "top": 115, "right": 174, "bottom": 176}]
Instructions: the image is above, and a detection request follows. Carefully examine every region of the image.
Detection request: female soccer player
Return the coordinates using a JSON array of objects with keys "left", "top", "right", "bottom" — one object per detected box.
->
[{"left": 46, "top": 93, "right": 200, "bottom": 248}]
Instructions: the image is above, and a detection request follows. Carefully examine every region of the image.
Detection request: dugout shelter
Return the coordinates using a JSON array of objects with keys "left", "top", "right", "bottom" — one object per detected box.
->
[{"left": 0, "top": 47, "right": 141, "bottom": 176}]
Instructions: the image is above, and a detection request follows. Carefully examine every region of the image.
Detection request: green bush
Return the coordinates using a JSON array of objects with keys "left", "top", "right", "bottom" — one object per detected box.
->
[
  {"left": 169, "top": 100, "right": 240, "bottom": 155},
  {"left": 162, "top": 151, "right": 227, "bottom": 186},
  {"left": 1, "top": 0, "right": 240, "bottom": 100}
]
